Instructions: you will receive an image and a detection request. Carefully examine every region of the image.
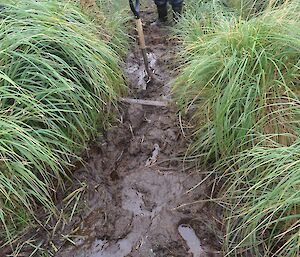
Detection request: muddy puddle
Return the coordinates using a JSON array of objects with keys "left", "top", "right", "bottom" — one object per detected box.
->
[{"left": 3, "top": 2, "right": 223, "bottom": 257}]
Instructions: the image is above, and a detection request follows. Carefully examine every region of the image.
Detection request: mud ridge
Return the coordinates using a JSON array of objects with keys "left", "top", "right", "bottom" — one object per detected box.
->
[{"left": 55, "top": 4, "right": 223, "bottom": 257}]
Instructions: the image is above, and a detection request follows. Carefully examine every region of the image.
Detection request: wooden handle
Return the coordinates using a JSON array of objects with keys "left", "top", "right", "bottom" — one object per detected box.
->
[{"left": 135, "top": 18, "right": 146, "bottom": 49}]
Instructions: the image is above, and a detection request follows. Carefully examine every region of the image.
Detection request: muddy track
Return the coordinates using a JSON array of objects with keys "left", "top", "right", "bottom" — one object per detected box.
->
[{"left": 54, "top": 4, "right": 222, "bottom": 257}]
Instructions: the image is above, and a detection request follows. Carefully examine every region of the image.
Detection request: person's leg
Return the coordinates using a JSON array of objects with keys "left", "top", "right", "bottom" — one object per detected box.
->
[
  {"left": 154, "top": 0, "right": 168, "bottom": 23},
  {"left": 170, "top": 0, "right": 183, "bottom": 21}
]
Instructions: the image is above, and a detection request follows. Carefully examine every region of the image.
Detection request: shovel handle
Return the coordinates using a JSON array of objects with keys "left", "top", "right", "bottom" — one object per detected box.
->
[
  {"left": 129, "top": 0, "right": 140, "bottom": 18},
  {"left": 136, "top": 18, "right": 146, "bottom": 49}
]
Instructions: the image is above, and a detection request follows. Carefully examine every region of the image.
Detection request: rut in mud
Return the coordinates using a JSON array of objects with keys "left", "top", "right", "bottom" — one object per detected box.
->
[{"left": 55, "top": 4, "right": 223, "bottom": 257}]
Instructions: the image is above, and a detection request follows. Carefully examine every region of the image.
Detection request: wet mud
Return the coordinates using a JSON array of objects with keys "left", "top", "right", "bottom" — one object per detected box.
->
[{"left": 49, "top": 3, "right": 223, "bottom": 257}]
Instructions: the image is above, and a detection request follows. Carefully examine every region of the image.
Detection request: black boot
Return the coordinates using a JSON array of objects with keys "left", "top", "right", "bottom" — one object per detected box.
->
[
  {"left": 151, "top": 4, "right": 168, "bottom": 26},
  {"left": 172, "top": 4, "right": 183, "bottom": 22},
  {"left": 157, "top": 4, "right": 168, "bottom": 22}
]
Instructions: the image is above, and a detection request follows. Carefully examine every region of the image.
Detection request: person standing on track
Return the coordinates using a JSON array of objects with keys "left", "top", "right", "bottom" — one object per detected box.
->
[{"left": 152, "top": 0, "right": 183, "bottom": 26}]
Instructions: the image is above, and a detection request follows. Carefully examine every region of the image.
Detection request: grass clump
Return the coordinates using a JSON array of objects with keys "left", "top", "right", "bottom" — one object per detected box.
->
[
  {"left": 175, "top": 3, "right": 300, "bottom": 161},
  {"left": 176, "top": 0, "right": 235, "bottom": 50},
  {"left": 221, "top": 145, "right": 300, "bottom": 256},
  {"left": 0, "top": 0, "right": 125, "bottom": 244},
  {"left": 225, "top": 0, "right": 292, "bottom": 17},
  {"left": 75, "top": 0, "right": 129, "bottom": 54},
  {"left": 174, "top": 1, "right": 300, "bottom": 256}
]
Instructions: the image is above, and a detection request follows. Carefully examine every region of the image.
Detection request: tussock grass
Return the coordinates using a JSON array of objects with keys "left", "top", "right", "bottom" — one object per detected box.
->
[
  {"left": 176, "top": 0, "right": 235, "bottom": 45},
  {"left": 0, "top": 0, "right": 125, "bottom": 242},
  {"left": 226, "top": 0, "right": 292, "bottom": 17},
  {"left": 221, "top": 145, "right": 300, "bottom": 256},
  {"left": 175, "top": 1, "right": 300, "bottom": 256},
  {"left": 75, "top": 0, "right": 129, "bottom": 54},
  {"left": 175, "top": 3, "right": 300, "bottom": 161}
]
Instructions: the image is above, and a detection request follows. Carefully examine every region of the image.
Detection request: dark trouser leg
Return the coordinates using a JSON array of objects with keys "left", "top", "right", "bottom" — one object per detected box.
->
[
  {"left": 170, "top": 0, "right": 183, "bottom": 21},
  {"left": 154, "top": 0, "right": 168, "bottom": 22}
]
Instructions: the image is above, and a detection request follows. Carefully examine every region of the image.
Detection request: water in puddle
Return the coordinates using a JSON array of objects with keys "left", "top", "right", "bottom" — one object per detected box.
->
[
  {"left": 125, "top": 52, "right": 157, "bottom": 90},
  {"left": 178, "top": 224, "right": 202, "bottom": 257},
  {"left": 147, "top": 52, "right": 157, "bottom": 68}
]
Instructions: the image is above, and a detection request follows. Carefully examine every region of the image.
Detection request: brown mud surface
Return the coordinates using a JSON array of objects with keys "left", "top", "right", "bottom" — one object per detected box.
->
[
  {"left": 2, "top": 3, "right": 223, "bottom": 257},
  {"left": 54, "top": 4, "right": 223, "bottom": 257}
]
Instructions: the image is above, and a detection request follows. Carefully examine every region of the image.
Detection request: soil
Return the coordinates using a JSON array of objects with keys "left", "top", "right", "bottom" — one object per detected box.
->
[
  {"left": 2, "top": 3, "right": 223, "bottom": 257},
  {"left": 55, "top": 4, "right": 222, "bottom": 257}
]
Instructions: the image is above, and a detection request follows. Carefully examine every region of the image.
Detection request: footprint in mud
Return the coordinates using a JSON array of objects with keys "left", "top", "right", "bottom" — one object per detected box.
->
[{"left": 178, "top": 224, "right": 203, "bottom": 257}]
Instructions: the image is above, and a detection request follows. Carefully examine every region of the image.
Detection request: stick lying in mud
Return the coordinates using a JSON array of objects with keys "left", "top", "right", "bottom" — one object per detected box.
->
[{"left": 120, "top": 97, "right": 169, "bottom": 107}]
